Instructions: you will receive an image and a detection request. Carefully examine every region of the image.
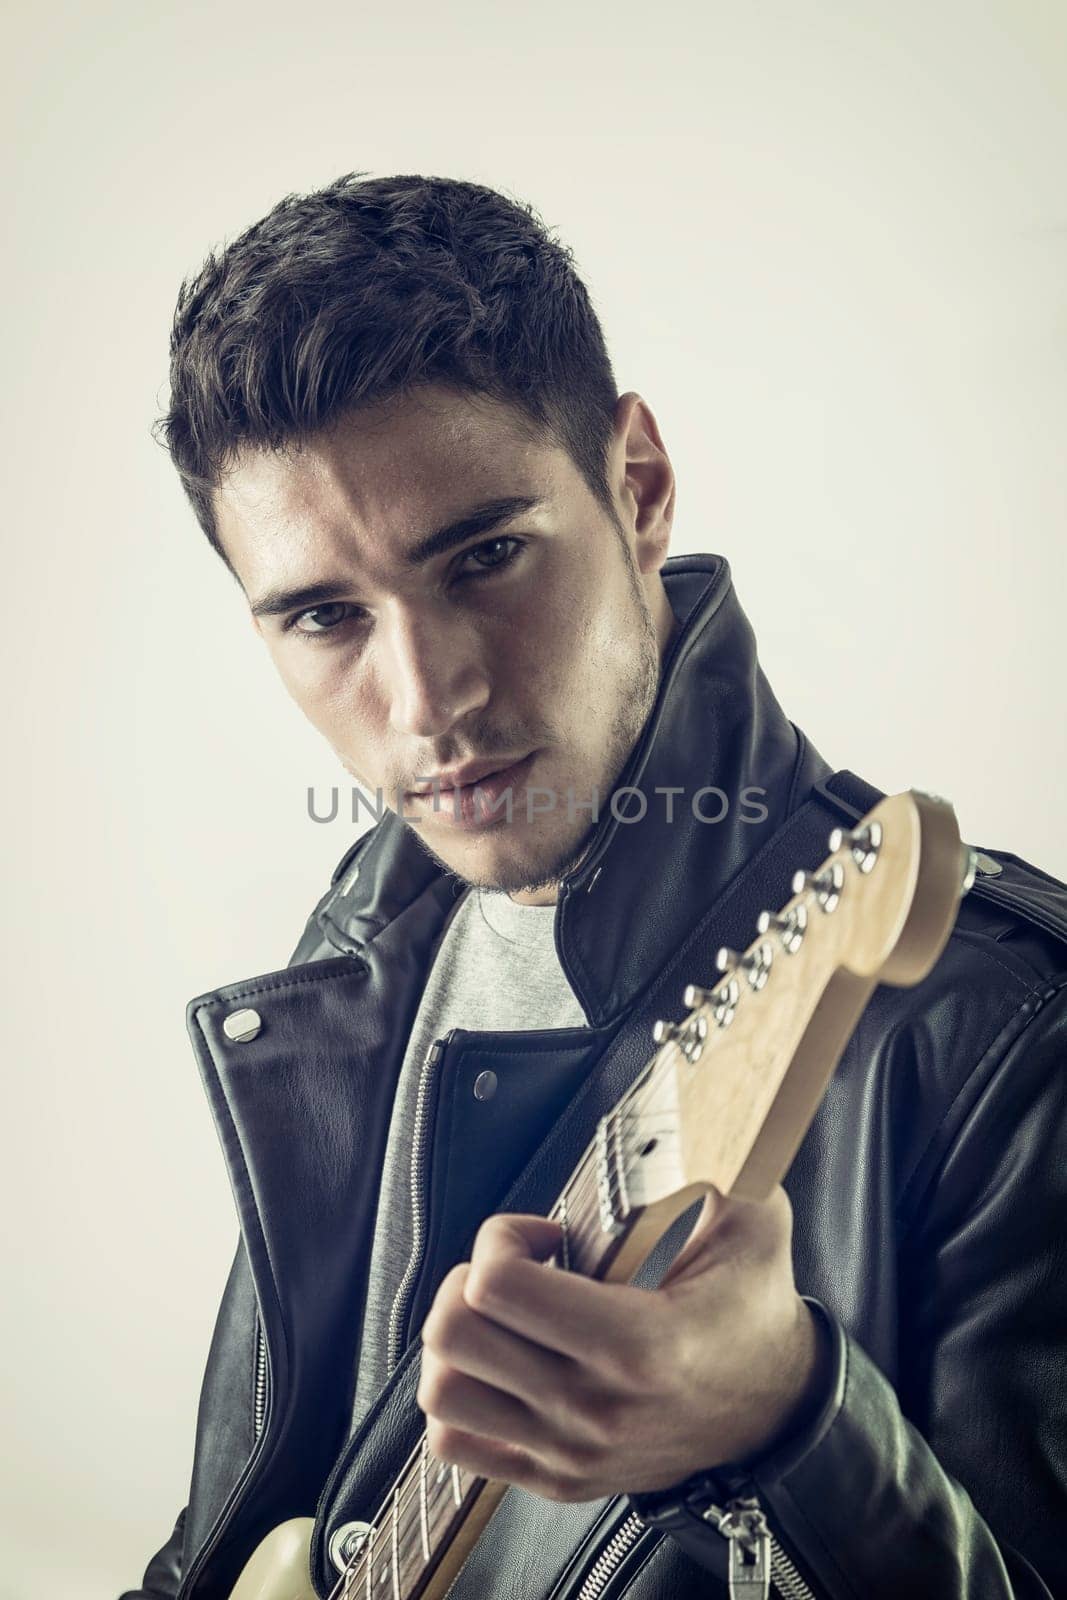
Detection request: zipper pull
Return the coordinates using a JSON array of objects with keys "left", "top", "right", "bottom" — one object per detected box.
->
[{"left": 702, "top": 1496, "right": 771, "bottom": 1599}]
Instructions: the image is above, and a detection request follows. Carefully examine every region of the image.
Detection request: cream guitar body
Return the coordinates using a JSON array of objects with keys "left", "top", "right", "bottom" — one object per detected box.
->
[
  {"left": 225, "top": 790, "right": 974, "bottom": 1600},
  {"left": 228, "top": 1519, "right": 315, "bottom": 1600}
]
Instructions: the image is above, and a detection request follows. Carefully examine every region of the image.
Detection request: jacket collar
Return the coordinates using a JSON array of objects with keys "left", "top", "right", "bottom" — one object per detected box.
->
[{"left": 313, "top": 552, "right": 831, "bottom": 1028}]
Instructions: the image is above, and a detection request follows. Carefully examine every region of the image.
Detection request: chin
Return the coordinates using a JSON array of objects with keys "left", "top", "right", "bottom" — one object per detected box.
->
[{"left": 421, "top": 820, "right": 593, "bottom": 897}]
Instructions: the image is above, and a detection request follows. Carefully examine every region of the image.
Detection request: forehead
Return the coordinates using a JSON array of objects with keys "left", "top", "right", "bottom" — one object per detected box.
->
[{"left": 212, "top": 386, "right": 566, "bottom": 589}]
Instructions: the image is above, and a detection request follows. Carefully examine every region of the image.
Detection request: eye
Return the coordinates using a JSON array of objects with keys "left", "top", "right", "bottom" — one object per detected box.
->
[
  {"left": 455, "top": 535, "right": 524, "bottom": 576},
  {"left": 288, "top": 601, "right": 364, "bottom": 638}
]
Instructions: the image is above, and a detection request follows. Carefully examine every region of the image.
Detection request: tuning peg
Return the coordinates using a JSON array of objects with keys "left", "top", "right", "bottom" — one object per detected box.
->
[
  {"left": 683, "top": 983, "right": 714, "bottom": 1008},
  {"left": 711, "top": 975, "right": 740, "bottom": 1028},
  {"left": 792, "top": 861, "right": 845, "bottom": 913},
  {"left": 757, "top": 903, "right": 808, "bottom": 954},
  {"left": 828, "top": 820, "right": 882, "bottom": 874},
  {"left": 715, "top": 946, "right": 741, "bottom": 974},
  {"left": 653, "top": 1012, "right": 709, "bottom": 1062},
  {"left": 740, "top": 940, "right": 774, "bottom": 990}
]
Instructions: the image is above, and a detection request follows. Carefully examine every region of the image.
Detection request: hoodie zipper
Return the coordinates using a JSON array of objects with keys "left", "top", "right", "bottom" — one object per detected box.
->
[{"left": 386, "top": 1037, "right": 446, "bottom": 1371}]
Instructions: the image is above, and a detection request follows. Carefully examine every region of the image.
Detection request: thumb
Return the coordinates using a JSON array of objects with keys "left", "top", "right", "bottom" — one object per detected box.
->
[{"left": 658, "top": 1186, "right": 731, "bottom": 1287}]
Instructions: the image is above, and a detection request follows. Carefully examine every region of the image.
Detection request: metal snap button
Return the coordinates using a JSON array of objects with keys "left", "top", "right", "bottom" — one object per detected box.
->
[
  {"left": 222, "top": 1008, "right": 262, "bottom": 1043},
  {"left": 473, "top": 1070, "right": 498, "bottom": 1101}
]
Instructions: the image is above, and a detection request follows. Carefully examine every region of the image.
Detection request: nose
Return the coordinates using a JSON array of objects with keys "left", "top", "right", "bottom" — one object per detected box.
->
[{"left": 381, "top": 601, "right": 491, "bottom": 739}]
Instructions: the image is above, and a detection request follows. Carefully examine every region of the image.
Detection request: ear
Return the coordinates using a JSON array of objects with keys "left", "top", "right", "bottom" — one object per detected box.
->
[{"left": 612, "top": 392, "right": 676, "bottom": 575}]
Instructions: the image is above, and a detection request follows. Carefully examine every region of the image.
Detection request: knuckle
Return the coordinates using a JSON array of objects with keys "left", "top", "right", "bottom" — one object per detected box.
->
[
  {"left": 463, "top": 1260, "right": 509, "bottom": 1315},
  {"left": 423, "top": 1296, "right": 468, "bottom": 1357},
  {"left": 608, "top": 1334, "right": 661, "bottom": 1395},
  {"left": 543, "top": 1429, "right": 602, "bottom": 1480},
  {"left": 474, "top": 1213, "right": 509, "bottom": 1252},
  {"left": 425, "top": 1416, "right": 451, "bottom": 1459},
  {"left": 422, "top": 1266, "right": 469, "bottom": 1350},
  {"left": 562, "top": 1381, "right": 622, "bottom": 1449},
  {"left": 417, "top": 1363, "right": 461, "bottom": 1420}
]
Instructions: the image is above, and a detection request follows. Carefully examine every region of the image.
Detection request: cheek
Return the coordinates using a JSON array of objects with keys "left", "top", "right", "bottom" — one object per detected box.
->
[{"left": 272, "top": 646, "right": 385, "bottom": 743}]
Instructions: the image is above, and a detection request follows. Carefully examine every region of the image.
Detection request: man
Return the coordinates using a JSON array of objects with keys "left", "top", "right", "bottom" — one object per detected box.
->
[{"left": 124, "top": 172, "right": 1067, "bottom": 1599}]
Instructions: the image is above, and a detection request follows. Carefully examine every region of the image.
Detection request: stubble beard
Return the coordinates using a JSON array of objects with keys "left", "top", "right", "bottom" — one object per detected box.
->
[{"left": 436, "top": 561, "right": 663, "bottom": 898}]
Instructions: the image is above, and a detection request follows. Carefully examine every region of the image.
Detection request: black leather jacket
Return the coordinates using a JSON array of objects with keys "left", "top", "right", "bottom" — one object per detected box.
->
[{"left": 122, "top": 553, "right": 1067, "bottom": 1600}]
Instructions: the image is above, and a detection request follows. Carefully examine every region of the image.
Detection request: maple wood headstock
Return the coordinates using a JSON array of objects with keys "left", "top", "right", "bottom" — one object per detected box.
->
[{"left": 618, "top": 791, "right": 972, "bottom": 1223}]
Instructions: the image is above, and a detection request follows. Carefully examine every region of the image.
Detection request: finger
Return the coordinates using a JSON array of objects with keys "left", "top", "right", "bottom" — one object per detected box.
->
[
  {"left": 468, "top": 1214, "right": 564, "bottom": 1277},
  {"left": 464, "top": 1244, "right": 666, "bottom": 1364},
  {"left": 425, "top": 1420, "right": 581, "bottom": 1502},
  {"left": 417, "top": 1360, "right": 557, "bottom": 1458},
  {"left": 422, "top": 1263, "right": 571, "bottom": 1408}
]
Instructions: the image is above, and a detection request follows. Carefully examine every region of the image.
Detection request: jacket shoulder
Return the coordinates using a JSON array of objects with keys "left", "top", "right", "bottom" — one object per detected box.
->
[
  {"left": 812, "top": 770, "right": 1067, "bottom": 980},
  {"left": 954, "top": 844, "right": 1067, "bottom": 983}
]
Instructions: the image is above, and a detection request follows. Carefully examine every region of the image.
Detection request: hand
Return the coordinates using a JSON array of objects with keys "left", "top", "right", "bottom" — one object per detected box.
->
[{"left": 416, "top": 1185, "right": 829, "bottom": 1502}]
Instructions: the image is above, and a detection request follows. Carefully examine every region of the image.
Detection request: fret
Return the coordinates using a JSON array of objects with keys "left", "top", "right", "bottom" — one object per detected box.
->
[
  {"left": 451, "top": 1463, "right": 463, "bottom": 1507},
  {"left": 418, "top": 1436, "right": 430, "bottom": 1562}
]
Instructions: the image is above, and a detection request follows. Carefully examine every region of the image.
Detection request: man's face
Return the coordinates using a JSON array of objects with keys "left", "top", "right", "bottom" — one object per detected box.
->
[{"left": 213, "top": 384, "right": 676, "bottom": 901}]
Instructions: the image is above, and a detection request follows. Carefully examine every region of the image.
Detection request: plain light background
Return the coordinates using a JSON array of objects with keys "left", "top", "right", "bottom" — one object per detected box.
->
[{"left": 2, "top": 1, "right": 1064, "bottom": 1595}]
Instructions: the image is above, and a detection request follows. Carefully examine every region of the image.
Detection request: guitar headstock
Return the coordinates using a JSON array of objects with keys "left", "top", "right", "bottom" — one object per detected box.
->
[{"left": 615, "top": 790, "right": 972, "bottom": 1212}]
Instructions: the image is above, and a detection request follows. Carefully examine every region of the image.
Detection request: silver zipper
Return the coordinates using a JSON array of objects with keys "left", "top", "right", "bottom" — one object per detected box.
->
[
  {"left": 573, "top": 1510, "right": 647, "bottom": 1600},
  {"left": 385, "top": 1038, "right": 445, "bottom": 1372},
  {"left": 703, "top": 1495, "right": 816, "bottom": 1600},
  {"left": 253, "top": 1317, "right": 268, "bottom": 1439}
]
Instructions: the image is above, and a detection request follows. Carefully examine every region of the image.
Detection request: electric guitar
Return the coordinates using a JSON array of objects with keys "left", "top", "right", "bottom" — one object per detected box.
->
[{"left": 227, "top": 789, "right": 973, "bottom": 1600}]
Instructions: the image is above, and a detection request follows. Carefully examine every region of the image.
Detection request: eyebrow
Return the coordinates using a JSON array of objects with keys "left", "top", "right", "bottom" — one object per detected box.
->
[{"left": 248, "top": 493, "right": 545, "bottom": 619}]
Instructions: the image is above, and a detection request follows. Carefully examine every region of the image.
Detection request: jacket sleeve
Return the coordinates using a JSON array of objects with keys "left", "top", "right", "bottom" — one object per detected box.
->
[
  {"left": 633, "top": 976, "right": 1067, "bottom": 1598},
  {"left": 117, "top": 1508, "right": 186, "bottom": 1600}
]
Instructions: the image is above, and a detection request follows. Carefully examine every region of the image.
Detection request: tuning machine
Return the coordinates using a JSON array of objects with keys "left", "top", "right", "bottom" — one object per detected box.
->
[
  {"left": 714, "top": 942, "right": 773, "bottom": 990},
  {"left": 683, "top": 971, "right": 740, "bottom": 1029},
  {"left": 792, "top": 861, "right": 846, "bottom": 913},
  {"left": 756, "top": 903, "right": 808, "bottom": 954},
  {"left": 652, "top": 1011, "right": 709, "bottom": 1062},
  {"left": 828, "top": 820, "right": 882, "bottom": 874}
]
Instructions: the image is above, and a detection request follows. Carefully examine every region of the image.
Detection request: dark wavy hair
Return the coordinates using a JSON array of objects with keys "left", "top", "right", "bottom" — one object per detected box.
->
[{"left": 157, "top": 172, "right": 620, "bottom": 564}]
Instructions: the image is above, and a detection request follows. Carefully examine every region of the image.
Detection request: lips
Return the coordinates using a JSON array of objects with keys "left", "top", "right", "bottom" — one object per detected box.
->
[
  {"left": 407, "top": 755, "right": 525, "bottom": 797},
  {"left": 404, "top": 751, "right": 539, "bottom": 830}
]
